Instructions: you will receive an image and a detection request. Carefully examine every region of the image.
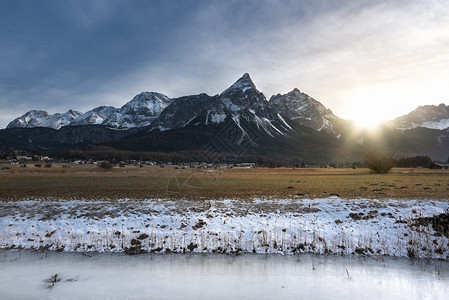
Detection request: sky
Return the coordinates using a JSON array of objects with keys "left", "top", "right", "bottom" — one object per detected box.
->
[{"left": 1, "top": 0, "right": 449, "bottom": 128}]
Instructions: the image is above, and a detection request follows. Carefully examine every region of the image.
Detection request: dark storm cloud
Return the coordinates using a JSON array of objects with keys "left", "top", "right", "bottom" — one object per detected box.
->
[
  {"left": 0, "top": 0, "right": 318, "bottom": 125},
  {"left": 1, "top": 1, "right": 197, "bottom": 99}
]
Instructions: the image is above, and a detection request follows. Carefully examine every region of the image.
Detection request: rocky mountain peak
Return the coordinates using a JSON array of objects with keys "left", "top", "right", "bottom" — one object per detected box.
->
[
  {"left": 97, "top": 92, "right": 173, "bottom": 129},
  {"left": 128, "top": 92, "right": 169, "bottom": 103},
  {"left": 120, "top": 92, "right": 172, "bottom": 115},
  {"left": 63, "top": 109, "right": 82, "bottom": 118},
  {"left": 221, "top": 73, "right": 258, "bottom": 96},
  {"left": 269, "top": 89, "right": 338, "bottom": 133}
]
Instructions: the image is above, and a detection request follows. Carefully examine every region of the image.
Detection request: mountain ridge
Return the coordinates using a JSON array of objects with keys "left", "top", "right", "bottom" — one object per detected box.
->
[
  {"left": 388, "top": 103, "right": 449, "bottom": 130},
  {"left": 269, "top": 88, "right": 339, "bottom": 134},
  {"left": 5, "top": 74, "right": 341, "bottom": 134},
  {"left": 2, "top": 74, "right": 449, "bottom": 163},
  {"left": 6, "top": 74, "right": 448, "bottom": 133},
  {"left": 7, "top": 92, "right": 173, "bottom": 130}
]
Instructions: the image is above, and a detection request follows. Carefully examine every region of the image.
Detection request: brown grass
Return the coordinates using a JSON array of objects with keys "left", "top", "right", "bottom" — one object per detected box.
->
[{"left": 1, "top": 163, "right": 448, "bottom": 201}]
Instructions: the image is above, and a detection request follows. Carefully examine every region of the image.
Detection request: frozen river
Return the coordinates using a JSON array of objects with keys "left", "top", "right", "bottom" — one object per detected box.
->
[{"left": 1, "top": 251, "right": 448, "bottom": 299}]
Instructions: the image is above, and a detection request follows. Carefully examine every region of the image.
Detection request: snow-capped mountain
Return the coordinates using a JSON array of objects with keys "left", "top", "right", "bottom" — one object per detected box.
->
[
  {"left": 269, "top": 88, "right": 339, "bottom": 134},
  {"left": 70, "top": 106, "right": 118, "bottom": 126},
  {"left": 4, "top": 74, "right": 449, "bottom": 162},
  {"left": 103, "top": 92, "right": 172, "bottom": 129},
  {"left": 218, "top": 73, "right": 291, "bottom": 136},
  {"left": 7, "top": 109, "right": 82, "bottom": 130},
  {"left": 6, "top": 73, "right": 347, "bottom": 136},
  {"left": 7, "top": 92, "right": 173, "bottom": 130},
  {"left": 149, "top": 93, "right": 224, "bottom": 131},
  {"left": 388, "top": 103, "right": 449, "bottom": 130},
  {"left": 150, "top": 73, "right": 291, "bottom": 137}
]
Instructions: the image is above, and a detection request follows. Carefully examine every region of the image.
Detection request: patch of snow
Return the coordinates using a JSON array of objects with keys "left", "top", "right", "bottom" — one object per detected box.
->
[
  {"left": 210, "top": 113, "right": 226, "bottom": 124},
  {"left": 221, "top": 73, "right": 254, "bottom": 95},
  {"left": 421, "top": 118, "right": 449, "bottom": 130},
  {"left": 205, "top": 110, "right": 210, "bottom": 125},
  {"left": 158, "top": 125, "right": 169, "bottom": 131},
  {"left": 231, "top": 115, "right": 250, "bottom": 144},
  {"left": 182, "top": 115, "right": 198, "bottom": 127},
  {"left": 222, "top": 98, "right": 241, "bottom": 112},
  {"left": 263, "top": 118, "right": 284, "bottom": 135},
  {"left": 277, "top": 114, "right": 293, "bottom": 130},
  {"left": 317, "top": 118, "right": 331, "bottom": 132}
]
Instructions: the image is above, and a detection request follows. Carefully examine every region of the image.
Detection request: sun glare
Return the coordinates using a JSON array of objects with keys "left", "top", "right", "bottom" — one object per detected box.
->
[
  {"left": 342, "top": 87, "right": 404, "bottom": 130},
  {"left": 351, "top": 114, "right": 384, "bottom": 129},
  {"left": 344, "top": 100, "right": 389, "bottom": 130}
]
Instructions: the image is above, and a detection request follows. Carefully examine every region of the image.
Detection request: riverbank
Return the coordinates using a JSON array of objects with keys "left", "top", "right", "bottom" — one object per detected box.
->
[{"left": 1, "top": 198, "right": 448, "bottom": 259}]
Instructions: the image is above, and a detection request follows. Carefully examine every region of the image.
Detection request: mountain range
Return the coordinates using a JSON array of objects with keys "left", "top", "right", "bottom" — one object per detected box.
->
[
  {"left": 7, "top": 92, "right": 173, "bottom": 130},
  {"left": 2, "top": 73, "right": 449, "bottom": 163}
]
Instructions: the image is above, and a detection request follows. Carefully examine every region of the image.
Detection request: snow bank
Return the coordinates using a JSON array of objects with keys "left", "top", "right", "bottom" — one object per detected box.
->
[{"left": 1, "top": 198, "right": 448, "bottom": 259}]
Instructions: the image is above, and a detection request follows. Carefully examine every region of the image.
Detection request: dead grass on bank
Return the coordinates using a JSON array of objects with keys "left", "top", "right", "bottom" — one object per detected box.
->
[{"left": 0, "top": 163, "right": 448, "bottom": 201}]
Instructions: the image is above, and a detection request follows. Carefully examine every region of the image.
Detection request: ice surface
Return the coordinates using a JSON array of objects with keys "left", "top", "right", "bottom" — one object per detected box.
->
[{"left": 0, "top": 251, "right": 448, "bottom": 299}]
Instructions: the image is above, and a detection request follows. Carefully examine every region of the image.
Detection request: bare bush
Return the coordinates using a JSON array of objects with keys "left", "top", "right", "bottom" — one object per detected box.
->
[
  {"left": 98, "top": 161, "right": 114, "bottom": 170},
  {"left": 364, "top": 151, "right": 394, "bottom": 174}
]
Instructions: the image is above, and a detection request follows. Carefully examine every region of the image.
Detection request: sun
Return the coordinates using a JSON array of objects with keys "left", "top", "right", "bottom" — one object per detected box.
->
[
  {"left": 350, "top": 114, "right": 385, "bottom": 129},
  {"left": 343, "top": 100, "right": 389, "bottom": 130},
  {"left": 342, "top": 87, "right": 399, "bottom": 130}
]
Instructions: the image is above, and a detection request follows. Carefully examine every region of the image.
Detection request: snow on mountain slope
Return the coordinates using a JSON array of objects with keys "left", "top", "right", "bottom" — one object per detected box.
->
[
  {"left": 7, "top": 110, "right": 49, "bottom": 128},
  {"left": 103, "top": 92, "right": 173, "bottom": 129},
  {"left": 7, "top": 74, "right": 333, "bottom": 136},
  {"left": 7, "top": 92, "right": 173, "bottom": 130},
  {"left": 71, "top": 92, "right": 173, "bottom": 129},
  {"left": 269, "top": 89, "right": 338, "bottom": 134},
  {"left": 420, "top": 119, "right": 449, "bottom": 130},
  {"left": 150, "top": 94, "right": 224, "bottom": 131},
  {"left": 218, "top": 73, "right": 289, "bottom": 136},
  {"left": 220, "top": 73, "right": 270, "bottom": 115},
  {"left": 388, "top": 103, "right": 449, "bottom": 130},
  {"left": 150, "top": 74, "right": 289, "bottom": 137},
  {"left": 221, "top": 72, "right": 258, "bottom": 95},
  {"left": 7, "top": 110, "right": 82, "bottom": 130},
  {"left": 71, "top": 106, "right": 118, "bottom": 126},
  {"left": 15, "top": 74, "right": 445, "bottom": 136}
]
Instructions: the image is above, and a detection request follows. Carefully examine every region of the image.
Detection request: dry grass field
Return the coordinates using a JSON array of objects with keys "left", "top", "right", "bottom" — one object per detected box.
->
[{"left": 1, "top": 163, "right": 448, "bottom": 201}]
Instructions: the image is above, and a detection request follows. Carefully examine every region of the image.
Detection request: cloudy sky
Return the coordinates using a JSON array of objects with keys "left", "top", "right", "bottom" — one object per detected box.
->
[{"left": 1, "top": 0, "right": 448, "bottom": 128}]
